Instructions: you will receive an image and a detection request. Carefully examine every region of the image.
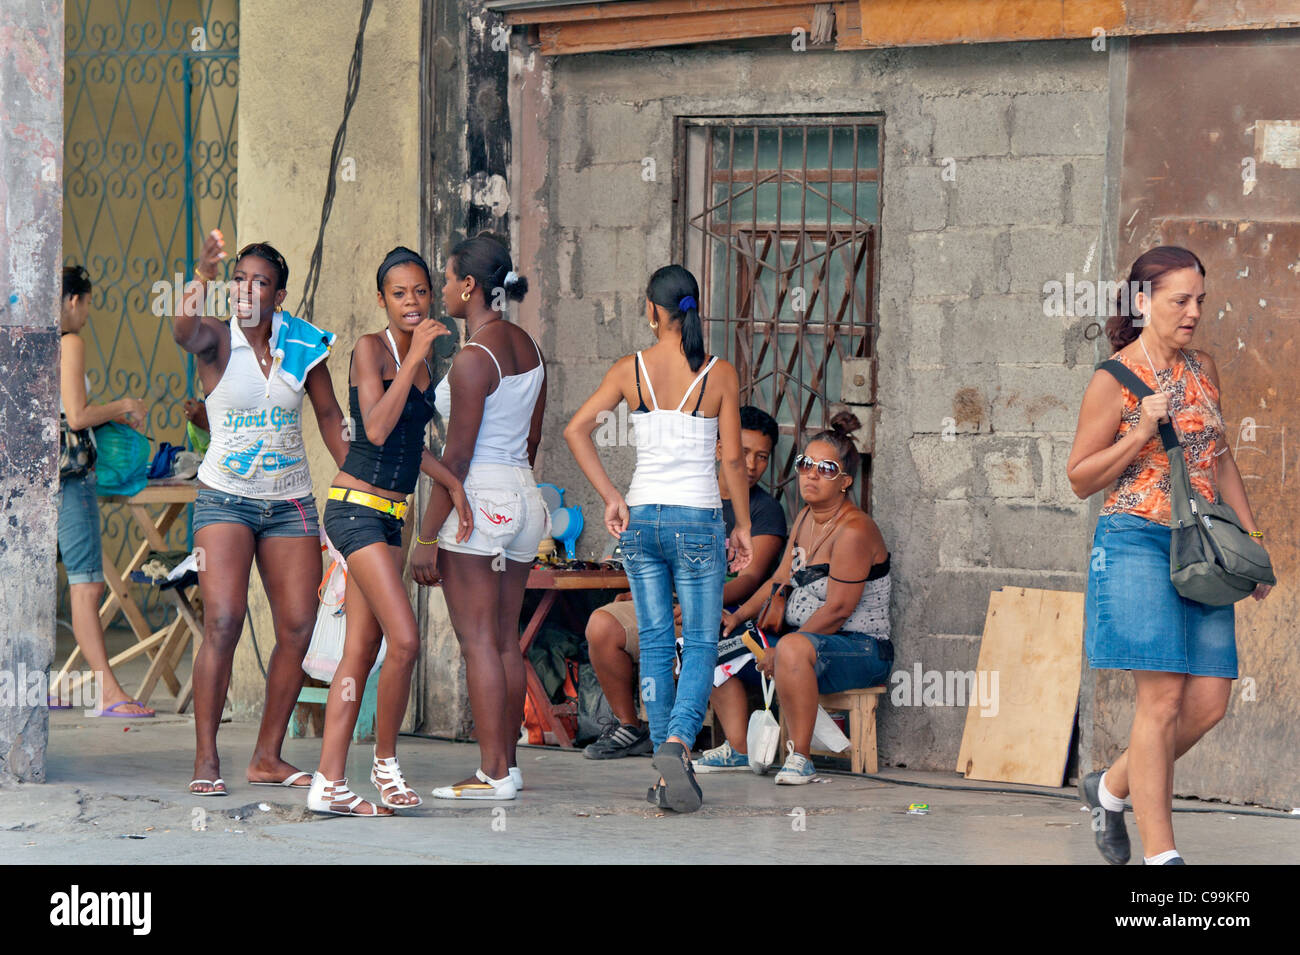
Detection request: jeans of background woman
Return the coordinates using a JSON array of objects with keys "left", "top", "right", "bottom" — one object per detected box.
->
[{"left": 620, "top": 504, "right": 725, "bottom": 749}]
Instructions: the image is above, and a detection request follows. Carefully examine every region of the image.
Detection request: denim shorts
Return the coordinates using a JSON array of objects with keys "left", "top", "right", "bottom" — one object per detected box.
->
[
  {"left": 57, "top": 471, "right": 104, "bottom": 585},
  {"left": 1085, "top": 512, "right": 1237, "bottom": 678},
  {"left": 192, "top": 486, "right": 319, "bottom": 539},
  {"left": 438, "top": 462, "right": 550, "bottom": 563},
  {"left": 323, "top": 498, "right": 404, "bottom": 559},
  {"left": 789, "top": 630, "right": 895, "bottom": 694}
]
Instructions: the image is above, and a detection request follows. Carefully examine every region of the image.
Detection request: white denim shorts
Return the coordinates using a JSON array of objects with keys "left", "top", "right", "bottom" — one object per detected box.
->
[{"left": 438, "top": 461, "right": 550, "bottom": 563}]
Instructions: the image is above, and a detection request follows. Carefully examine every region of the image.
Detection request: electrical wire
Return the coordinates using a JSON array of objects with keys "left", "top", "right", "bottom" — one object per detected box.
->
[{"left": 293, "top": 0, "right": 373, "bottom": 323}]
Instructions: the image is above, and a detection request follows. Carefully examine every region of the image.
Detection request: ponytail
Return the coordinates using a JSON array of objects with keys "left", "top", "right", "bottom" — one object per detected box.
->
[{"left": 646, "top": 264, "right": 705, "bottom": 372}]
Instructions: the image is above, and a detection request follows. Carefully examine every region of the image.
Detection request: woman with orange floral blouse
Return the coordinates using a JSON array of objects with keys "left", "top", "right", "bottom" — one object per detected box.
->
[{"left": 1067, "top": 246, "right": 1271, "bottom": 866}]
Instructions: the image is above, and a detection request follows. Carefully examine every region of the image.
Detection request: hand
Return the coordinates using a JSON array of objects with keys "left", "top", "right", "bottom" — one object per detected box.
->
[
  {"left": 727, "top": 526, "right": 753, "bottom": 573},
  {"left": 673, "top": 603, "right": 683, "bottom": 627},
  {"left": 1251, "top": 582, "right": 1272, "bottom": 602},
  {"left": 449, "top": 483, "right": 475, "bottom": 544},
  {"left": 117, "top": 398, "right": 148, "bottom": 429},
  {"left": 1137, "top": 392, "right": 1170, "bottom": 441},
  {"left": 756, "top": 648, "right": 775, "bottom": 677},
  {"left": 183, "top": 397, "right": 209, "bottom": 431},
  {"left": 410, "top": 317, "right": 447, "bottom": 361},
  {"left": 721, "top": 610, "right": 740, "bottom": 637},
  {"left": 614, "top": 591, "right": 633, "bottom": 602},
  {"left": 197, "top": 229, "right": 226, "bottom": 280},
  {"left": 604, "top": 495, "right": 629, "bottom": 538},
  {"left": 410, "top": 541, "right": 441, "bottom": 587}
]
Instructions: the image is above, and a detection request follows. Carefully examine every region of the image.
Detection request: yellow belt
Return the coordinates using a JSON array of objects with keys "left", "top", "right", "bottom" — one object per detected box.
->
[{"left": 328, "top": 487, "right": 408, "bottom": 520}]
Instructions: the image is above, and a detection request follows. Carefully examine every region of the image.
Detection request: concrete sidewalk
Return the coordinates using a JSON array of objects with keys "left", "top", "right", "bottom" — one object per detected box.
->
[{"left": 2, "top": 712, "right": 1296, "bottom": 864}]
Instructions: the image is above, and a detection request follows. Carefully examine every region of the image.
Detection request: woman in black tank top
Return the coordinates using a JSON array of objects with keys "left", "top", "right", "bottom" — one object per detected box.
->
[{"left": 309, "top": 248, "right": 473, "bottom": 817}]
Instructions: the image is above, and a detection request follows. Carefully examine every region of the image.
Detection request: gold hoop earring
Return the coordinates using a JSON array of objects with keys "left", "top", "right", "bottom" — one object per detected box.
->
[
  {"left": 650, "top": 319, "right": 659, "bottom": 331},
  {"left": 461, "top": 290, "right": 472, "bottom": 302}
]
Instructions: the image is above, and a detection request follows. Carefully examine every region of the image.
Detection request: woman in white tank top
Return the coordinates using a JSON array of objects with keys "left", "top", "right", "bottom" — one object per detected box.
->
[
  {"left": 173, "top": 231, "right": 350, "bottom": 797},
  {"left": 411, "top": 233, "right": 549, "bottom": 800},
  {"left": 565, "top": 264, "right": 753, "bottom": 813}
]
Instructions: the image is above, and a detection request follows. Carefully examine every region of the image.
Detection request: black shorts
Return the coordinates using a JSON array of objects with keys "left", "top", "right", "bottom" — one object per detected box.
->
[{"left": 323, "top": 498, "right": 404, "bottom": 558}]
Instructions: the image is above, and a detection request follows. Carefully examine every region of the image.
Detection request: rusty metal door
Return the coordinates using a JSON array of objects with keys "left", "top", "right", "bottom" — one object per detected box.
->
[{"left": 1102, "top": 30, "right": 1300, "bottom": 808}]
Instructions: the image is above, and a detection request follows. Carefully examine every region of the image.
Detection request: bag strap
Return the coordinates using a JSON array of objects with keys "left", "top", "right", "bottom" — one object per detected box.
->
[
  {"left": 760, "top": 671, "right": 774, "bottom": 711},
  {"left": 1096, "top": 359, "right": 1180, "bottom": 452}
]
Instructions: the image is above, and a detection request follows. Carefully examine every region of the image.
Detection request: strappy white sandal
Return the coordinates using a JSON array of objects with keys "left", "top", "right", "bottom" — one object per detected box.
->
[
  {"left": 370, "top": 749, "right": 423, "bottom": 809},
  {"left": 307, "top": 771, "right": 392, "bottom": 818}
]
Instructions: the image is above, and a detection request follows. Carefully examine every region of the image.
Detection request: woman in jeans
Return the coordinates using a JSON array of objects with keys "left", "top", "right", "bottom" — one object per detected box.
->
[
  {"left": 566, "top": 264, "right": 752, "bottom": 812},
  {"left": 309, "top": 247, "right": 472, "bottom": 817},
  {"left": 54, "top": 265, "right": 153, "bottom": 716},
  {"left": 410, "top": 233, "right": 550, "bottom": 801},
  {"left": 174, "top": 231, "right": 350, "bottom": 796},
  {"left": 721, "top": 413, "right": 892, "bottom": 784},
  {"left": 1068, "top": 246, "right": 1270, "bottom": 865}
]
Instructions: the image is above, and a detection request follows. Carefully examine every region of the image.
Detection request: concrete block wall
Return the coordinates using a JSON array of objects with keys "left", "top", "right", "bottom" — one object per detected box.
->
[{"left": 512, "top": 38, "right": 1113, "bottom": 772}]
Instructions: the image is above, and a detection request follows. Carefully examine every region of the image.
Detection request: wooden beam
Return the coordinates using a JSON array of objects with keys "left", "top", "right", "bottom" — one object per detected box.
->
[
  {"left": 537, "top": 6, "right": 814, "bottom": 54},
  {"left": 843, "top": 0, "right": 1125, "bottom": 48}
]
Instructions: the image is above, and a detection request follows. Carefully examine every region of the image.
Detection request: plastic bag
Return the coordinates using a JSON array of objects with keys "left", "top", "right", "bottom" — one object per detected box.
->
[
  {"left": 302, "top": 535, "right": 385, "bottom": 683},
  {"left": 811, "top": 704, "right": 851, "bottom": 753},
  {"left": 92, "top": 421, "right": 150, "bottom": 497},
  {"left": 747, "top": 673, "right": 781, "bottom": 775}
]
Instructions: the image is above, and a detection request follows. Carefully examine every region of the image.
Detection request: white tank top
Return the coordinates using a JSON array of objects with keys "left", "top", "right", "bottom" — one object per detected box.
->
[
  {"left": 197, "top": 315, "right": 314, "bottom": 499},
  {"left": 434, "top": 332, "right": 544, "bottom": 468},
  {"left": 625, "top": 352, "right": 721, "bottom": 510}
]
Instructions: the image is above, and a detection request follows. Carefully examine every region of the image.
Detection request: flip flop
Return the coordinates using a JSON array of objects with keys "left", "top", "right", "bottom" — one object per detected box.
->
[
  {"left": 249, "top": 770, "right": 311, "bottom": 788},
  {"left": 47, "top": 696, "right": 73, "bottom": 710},
  {"left": 91, "top": 700, "right": 155, "bottom": 718},
  {"left": 189, "top": 778, "right": 227, "bottom": 797}
]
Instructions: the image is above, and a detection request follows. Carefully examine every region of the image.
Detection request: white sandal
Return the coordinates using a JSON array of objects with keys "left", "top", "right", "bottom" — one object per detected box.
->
[
  {"left": 307, "top": 771, "right": 392, "bottom": 818},
  {"left": 430, "top": 768, "right": 518, "bottom": 801},
  {"left": 370, "top": 749, "right": 423, "bottom": 809}
]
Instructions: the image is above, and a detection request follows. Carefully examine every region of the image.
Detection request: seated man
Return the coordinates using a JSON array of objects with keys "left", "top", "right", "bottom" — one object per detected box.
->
[{"left": 583, "top": 406, "right": 787, "bottom": 759}]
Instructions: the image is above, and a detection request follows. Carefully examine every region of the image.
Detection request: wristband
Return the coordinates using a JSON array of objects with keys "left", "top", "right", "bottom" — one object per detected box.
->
[
  {"left": 1248, "top": 531, "right": 1264, "bottom": 539},
  {"left": 416, "top": 535, "right": 438, "bottom": 546}
]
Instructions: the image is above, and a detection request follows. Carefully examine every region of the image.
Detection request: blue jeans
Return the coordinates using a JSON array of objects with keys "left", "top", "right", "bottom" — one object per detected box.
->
[{"left": 620, "top": 504, "right": 725, "bottom": 749}]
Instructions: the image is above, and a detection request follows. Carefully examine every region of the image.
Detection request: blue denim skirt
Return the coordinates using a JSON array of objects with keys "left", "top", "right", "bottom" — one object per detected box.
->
[{"left": 1085, "top": 512, "right": 1237, "bottom": 678}]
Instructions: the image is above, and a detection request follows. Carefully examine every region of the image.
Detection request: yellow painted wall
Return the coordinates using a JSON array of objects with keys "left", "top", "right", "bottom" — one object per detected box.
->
[{"left": 231, "top": 0, "right": 422, "bottom": 717}]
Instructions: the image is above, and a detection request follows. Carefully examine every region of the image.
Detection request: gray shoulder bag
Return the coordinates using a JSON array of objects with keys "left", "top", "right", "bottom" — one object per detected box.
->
[{"left": 1097, "top": 359, "right": 1275, "bottom": 605}]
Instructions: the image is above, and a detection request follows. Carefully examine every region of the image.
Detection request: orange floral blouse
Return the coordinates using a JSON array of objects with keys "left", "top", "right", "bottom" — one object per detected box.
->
[{"left": 1100, "top": 350, "right": 1224, "bottom": 526}]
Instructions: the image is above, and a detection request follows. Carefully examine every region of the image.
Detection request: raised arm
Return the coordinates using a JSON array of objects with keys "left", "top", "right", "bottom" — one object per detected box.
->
[{"left": 173, "top": 229, "right": 225, "bottom": 359}]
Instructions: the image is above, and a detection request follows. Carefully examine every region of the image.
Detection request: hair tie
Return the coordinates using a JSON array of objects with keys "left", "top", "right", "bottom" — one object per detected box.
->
[{"left": 678, "top": 295, "right": 697, "bottom": 312}]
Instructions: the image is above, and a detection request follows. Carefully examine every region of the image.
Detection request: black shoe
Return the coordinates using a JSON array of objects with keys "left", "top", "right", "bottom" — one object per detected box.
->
[
  {"left": 652, "top": 741, "right": 703, "bottom": 813},
  {"left": 646, "top": 783, "right": 667, "bottom": 808},
  {"left": 583, "top": 720, "right": 652, "bottom": 760},
  {"left": 1079, "top": 770, "right": 1131, "bottom": 865}
]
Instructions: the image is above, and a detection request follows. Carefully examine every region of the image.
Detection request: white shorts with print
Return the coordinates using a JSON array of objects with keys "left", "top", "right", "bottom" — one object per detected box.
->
[{"left": 438, "top": 461, "right": 550, "bottom": 563}]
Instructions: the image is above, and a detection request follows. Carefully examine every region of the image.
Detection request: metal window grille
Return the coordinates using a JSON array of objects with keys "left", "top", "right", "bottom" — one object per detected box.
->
[{"left": 675, "top": 116, "right": 881, "bottom": 515}]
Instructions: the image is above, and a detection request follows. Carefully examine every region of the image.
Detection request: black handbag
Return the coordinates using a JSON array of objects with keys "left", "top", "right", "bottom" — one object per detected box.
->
[{"left": 58, "top": 414, "right": 97, "bottom": 480}]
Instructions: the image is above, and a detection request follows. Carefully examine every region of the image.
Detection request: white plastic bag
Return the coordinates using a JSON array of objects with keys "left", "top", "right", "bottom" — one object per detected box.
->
[
  {"left": 747, "top": 673, "right": 781, "bottom": 775},
  {"left": 302, "top": 536, "right": 386, "bottom": 683},
  {"left": 811, "top": 704, "right": 851, "bottom": 753}
]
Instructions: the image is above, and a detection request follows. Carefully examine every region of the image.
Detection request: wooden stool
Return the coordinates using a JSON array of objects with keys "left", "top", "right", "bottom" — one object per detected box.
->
[
  {"left": 779, "top": 686, "right": 885, "bottom": 774},
  {"left": 290, "top": 670, "right": 380, "bottom": 742}
]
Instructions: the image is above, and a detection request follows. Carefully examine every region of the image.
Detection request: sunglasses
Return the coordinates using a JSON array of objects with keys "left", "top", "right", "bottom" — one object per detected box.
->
[{"left": 794, "top": 453, "right": 844, "bottom": 479}]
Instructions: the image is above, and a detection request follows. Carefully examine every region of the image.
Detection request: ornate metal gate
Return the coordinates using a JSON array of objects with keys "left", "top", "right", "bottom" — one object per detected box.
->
[
  {"left": 63, "top": 0, "right": 238, "bottom": 624},
  {"left": 676, "top": 116, "right": 881, "bottom": 514}
]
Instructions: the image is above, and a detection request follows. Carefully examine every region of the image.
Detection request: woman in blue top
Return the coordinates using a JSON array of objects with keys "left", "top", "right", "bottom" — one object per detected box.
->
[
  {"left": 308, "top": 247, "right": 472, "bottom": 817},
  {"left": 566, "top": 264, "right": 753, "bottom": 812},
  {"left": 174, "top": 231, "right": 349, "bottom": 796}
]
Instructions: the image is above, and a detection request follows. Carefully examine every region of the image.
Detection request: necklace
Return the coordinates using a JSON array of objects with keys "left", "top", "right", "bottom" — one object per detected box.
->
[
  {"left": 800, "top": 499, "right": 849, "bottom": 565},
  {"left": 469, "top": 316, "right": 503, "bottom": 341}
]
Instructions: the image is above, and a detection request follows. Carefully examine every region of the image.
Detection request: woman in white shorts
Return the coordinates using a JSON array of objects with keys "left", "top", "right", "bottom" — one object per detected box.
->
[{"left": 411, "top": 232, "right": 548, "bottom": 800}]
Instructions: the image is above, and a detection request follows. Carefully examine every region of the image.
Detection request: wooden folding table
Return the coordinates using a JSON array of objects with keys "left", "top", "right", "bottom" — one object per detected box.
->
[
  {"left": 519, "top": 567, "right": 628, "bottom": 748},
  {"left": 52, "top": 479, "right": 203, "bottom": 710}
]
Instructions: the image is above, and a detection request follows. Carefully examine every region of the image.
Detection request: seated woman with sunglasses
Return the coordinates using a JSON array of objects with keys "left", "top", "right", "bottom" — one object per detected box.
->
[{"left": 720, "top": 412, "right": 893, "bottom": 784}]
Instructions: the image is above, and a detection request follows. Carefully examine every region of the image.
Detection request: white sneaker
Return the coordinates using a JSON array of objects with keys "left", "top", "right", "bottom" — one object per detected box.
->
[
  {"left": 508, "top": 766, "right": 523, "bottom": 791},
  {"left": 431, "top": 768, "right": 518, "bottom": 800},
  {"left": 774, "top": 749, "right": 816, "bottom": 785}
]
